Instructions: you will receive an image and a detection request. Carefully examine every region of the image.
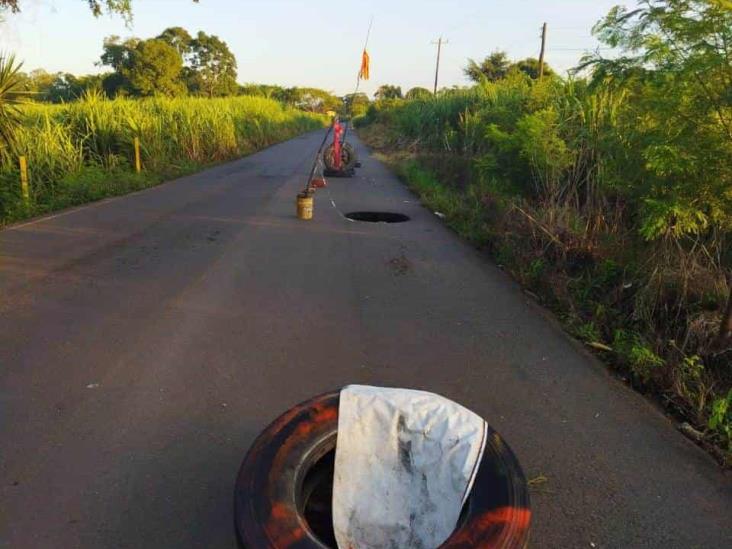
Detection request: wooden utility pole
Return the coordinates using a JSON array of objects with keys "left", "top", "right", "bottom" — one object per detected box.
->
[
  {"left": 18, "top": 155, "right": 29, "bottom": 203},
  {"left": 134, "top": 137, "right": 141, "bottom": 173},
  {"left": 431, "top": 37, "right": 448, "bottom": 94},
  {"left": 538, "top": 23, "right": 547, "bottom": 79}
]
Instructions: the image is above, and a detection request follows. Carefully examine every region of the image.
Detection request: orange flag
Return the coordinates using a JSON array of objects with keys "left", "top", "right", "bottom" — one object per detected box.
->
[{"left": 359, "top": 50, "right": 370, "bottom": 80}]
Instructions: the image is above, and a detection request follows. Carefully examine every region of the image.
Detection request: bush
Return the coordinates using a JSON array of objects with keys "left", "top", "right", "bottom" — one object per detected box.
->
[
  {"left": 709, "top": 390, "right": 732, "bottom": 452},
  {"left": 357, "top": 69, "right": 731, "bottom": 461}
]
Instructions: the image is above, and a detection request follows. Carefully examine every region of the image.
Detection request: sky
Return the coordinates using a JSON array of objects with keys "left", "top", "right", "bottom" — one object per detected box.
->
[{"left": 0, "top": 0, "right": 631, "bottom": 96}]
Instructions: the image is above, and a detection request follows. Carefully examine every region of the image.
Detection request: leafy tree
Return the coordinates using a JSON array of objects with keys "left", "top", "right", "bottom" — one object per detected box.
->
[
  {"left": 99, "top": 36, "right": 136, "bottom": 95},
  {"left": 100, "top": 35, "right": 186, "bottom": 96},
  {"left": 281, "top": 87, "right": 340, "bottom": 113},
  {"left": 0, "top": 1, "right": 133, "bottom": 21},
  {"left": 0, "top": 0, "right": 19, "bottom": 11},
  {"left": 100, "top": 35, "right": 139, "bottom": 72},
  {"left": 344, "top": 92, "right": 370, "bottom": 116},
  {"left": 123, "top": 39, "right": 185, "bottom": 96},
  {"left": 374, "top": 84, "right": 402, "bottom": 100},
  {"left": 464, "top": 51, "right": 510, "bottom": 82},
  {"left": 85, "top": 0, "right": 132, "bottom": 19},
  {"left": 238, "top": 83, "right": 285, "bottom": 99},
  {"left": 269, "top": 87, "right": 297, "bottom": 104},
  {"left": 186, "top": 32, "right": 238, "bottom": 97},
  {"left": 157, "top": 27, "right": 193, "bottom": 57},
  {"left": 102, "top": 29, "right": 239, "bottom": 97},
  {"left": 405, "top": 87, "right": 432, "bottom": 100},
  {"left": 511, "top": 58, "right": 554, "bottom": 79},
  {"left": 46, "top": 73, "right": 105, "bottom": 102},
  {"left": 28, "top": 68, "right": 55, "bottom": 90},
  {"left": 1, "top": 1, "right": 198, "bottom": 22},
  {"left": 0, "top": 53, "right": 25, "bottom": 160},
  {"left": 588, "top": 1, "right": 732, "bottom": 145},
  {"left": 465, "top": 52, "right": 554, "bottom": 82},
  {"left": 14, "top": 69, "right": 105, "bottom": 102},
  {"left": 102, "top": 72, "right": 130, "bottom": 97},
  {"left": 437, "top": 85, "right": 467, "bottom": 96},
  {"left": 586, "top": 0, "right": 732, "bottom": 344},
  {"left": 15, "top": 69, "right": 56, "bottom": 98}
]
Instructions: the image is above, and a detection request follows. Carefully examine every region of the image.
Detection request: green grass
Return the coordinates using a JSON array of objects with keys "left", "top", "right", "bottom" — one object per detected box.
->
[
  {"left": 0, "top": 94, "right": 325, "bottom": 225},
  {"left": 363, "top": 121, "right": 731, "bottom": 464},
  {"left": 389, "top": 158, "right": 495, "bottom": 248}
]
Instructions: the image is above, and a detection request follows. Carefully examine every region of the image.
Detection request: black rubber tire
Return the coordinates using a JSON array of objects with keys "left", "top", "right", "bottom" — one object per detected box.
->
[
  {"left": 322, "top": 142, "right": 357, "bottom": 172},
  {"left": 234, "top": 392, "right": 531, "bottom": 548}
]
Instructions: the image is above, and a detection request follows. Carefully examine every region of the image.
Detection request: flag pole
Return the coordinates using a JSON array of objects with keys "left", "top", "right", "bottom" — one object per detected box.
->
[
  {"left": 345, "top": 15, "right": 374, "bottom": 142},
  {"left": 354, "top": 15, "right": 374, "bottom": 92}
]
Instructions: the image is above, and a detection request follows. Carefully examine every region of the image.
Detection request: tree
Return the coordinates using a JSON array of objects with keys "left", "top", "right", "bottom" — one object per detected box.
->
[
  {"left": 464, "top": 51, "right": 510, "bottom": 82},
  {"left": 511, "top": 58, "right": 554, "bottom": 79},
  {"left": 238, "top": 83, "right": 285, "bottom": 99},
  {"left": 16, "top": 69, "right": 56, "bottom": 99},
  {"left": 374, "top": 84, "right": 402, "bottom": 100},
  {"left": 85, "top": 0, "right": 132, "bottom": 18},
  {"left": 157, "top": 27, "right": 193, "bottom": 57},
  {"left": 186, "top": 32, "right": 237, "bottom": 97},
  {"left": 1, "top": 1, "right": 198, "bottom": 22},
  {"left": 123, "top": 39, "right": 185, "bottom": 96},
  {"left": 100, "top": 35, "right": 186, "bottom": 96},
  {"left": 343, "top": 92, "right": 370, "bottom": 116},
  {"left": 281, "top": 87, "right": 340, "bottom": 113},
  {"left": 99, "top": 36, "right": 138, "bottom": 95},
  {"left": 1, "top": 1, "right": 133, "bottom": 20},
  {"left": 100, "top": 35, "right": 139, "bottom": 72},
  {"left": 405, "top": 87, "right": 432, "bottom": 100},
  {"left": 586, "top": 0, "right": 732, "bottom": 345},
  {"left": 46, "top": 73, "right": 105, "bottom": 102},
  {"left": 0, "top": 53, "right": 25, "bottom": 160},
  {"left": 102, "top": 72, "right": 129, "bottom": 97},
  {"left": 100, "top": 29, "right": 239, "bottom": 97},
  {"left": 466, "top": 52, "right": 554, "bottom": 82}
]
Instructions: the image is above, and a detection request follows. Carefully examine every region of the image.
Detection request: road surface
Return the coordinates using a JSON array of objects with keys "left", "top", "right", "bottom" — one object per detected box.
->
[{"left": 1, "top": 131, "right": 730, "bottom": 548}]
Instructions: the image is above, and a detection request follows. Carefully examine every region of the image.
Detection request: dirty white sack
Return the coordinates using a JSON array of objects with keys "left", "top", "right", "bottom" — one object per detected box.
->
[{"left": 332, "top": 385, "right": 487, "bottom": 549}]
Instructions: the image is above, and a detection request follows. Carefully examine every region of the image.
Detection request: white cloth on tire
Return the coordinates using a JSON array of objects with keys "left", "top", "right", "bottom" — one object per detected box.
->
[{"left": 332, "top": 385, "right": 487, "bottom": 549}]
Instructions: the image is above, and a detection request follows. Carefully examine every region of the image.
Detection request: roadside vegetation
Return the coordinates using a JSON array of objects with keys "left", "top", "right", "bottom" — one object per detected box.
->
[
  {"left": 0, "top": 23, "right": 328, "bottom": 225},
  {"left": 0, "top": 90, "right": 324, "bottom": 225},
  {"left": 357, "top": 1, "right": 732, "bottom": 462}
]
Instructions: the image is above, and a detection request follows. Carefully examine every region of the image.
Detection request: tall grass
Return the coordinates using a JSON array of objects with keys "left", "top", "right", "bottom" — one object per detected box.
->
[
  {"left": 0, "top": 94, "right": 325, "bottom": 223},
  {"left": 359, "top": 76, "right": 732, "bottom": 461}
]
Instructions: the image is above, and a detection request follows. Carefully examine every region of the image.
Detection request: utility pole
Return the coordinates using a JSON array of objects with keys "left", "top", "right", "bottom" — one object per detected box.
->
[
  {"left": 431, "top": 37, "right": 448, "bottom": 94},
  {"left": 538, "top": 22, "right": 547, "bottom": 79}
]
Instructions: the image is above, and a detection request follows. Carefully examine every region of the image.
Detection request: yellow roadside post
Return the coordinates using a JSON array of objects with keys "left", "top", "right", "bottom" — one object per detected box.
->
[
  {"left": 19, "top": 156, "right": 29, "bottom": 202},
  {"left": 134, "top": 137, "right": 141, "bottom": 173}
]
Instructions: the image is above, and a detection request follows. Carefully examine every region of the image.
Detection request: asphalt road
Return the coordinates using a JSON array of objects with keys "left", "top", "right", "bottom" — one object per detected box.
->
[{"left": 1, "top": 131, "right": 730, "bottom": 548}]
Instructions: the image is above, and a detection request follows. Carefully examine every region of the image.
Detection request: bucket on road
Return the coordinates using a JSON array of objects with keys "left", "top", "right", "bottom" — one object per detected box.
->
[{"left": 297, "top": 190, "right": 314, "bottom": 220}]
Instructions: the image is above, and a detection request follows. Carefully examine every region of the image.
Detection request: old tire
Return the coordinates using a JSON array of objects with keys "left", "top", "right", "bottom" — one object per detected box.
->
[
  {"left": 234, "top": 392, "right": 531, "bottom": 548},
  {"left": 322, "top": 142, "right": 357, "bottom": 172}
]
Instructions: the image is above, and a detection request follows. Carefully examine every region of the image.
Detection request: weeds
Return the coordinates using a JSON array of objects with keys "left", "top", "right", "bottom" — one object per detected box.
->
[
  {"left": 358, "top": 74, "right": 731, "bottom": 461},
  {"left": 0, "top": 94, "right": 325, "bottom": 224},
  {"left": 709, "top": 390, "right": 731, "bottom": 452}
]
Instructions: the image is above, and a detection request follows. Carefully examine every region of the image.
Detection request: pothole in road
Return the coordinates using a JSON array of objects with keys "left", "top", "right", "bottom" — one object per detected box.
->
[{"left": 345, "top": 211, "right": 410, "bottom": 223}]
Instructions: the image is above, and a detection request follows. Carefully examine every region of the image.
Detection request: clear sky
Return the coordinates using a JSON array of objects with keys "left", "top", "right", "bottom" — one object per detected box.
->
[{"left": 0, "top": 0, "right": 631, "bottom": 96}]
